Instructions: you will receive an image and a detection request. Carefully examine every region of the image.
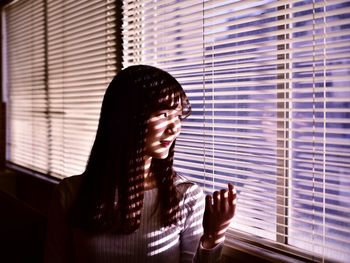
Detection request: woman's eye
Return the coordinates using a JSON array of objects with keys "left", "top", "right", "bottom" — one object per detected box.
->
[
  {"left": 157, "top": 112, "right": 168, "bottom": 118},
  {"left": 154, "top": 111, "right": 182, "bottom": 119}
]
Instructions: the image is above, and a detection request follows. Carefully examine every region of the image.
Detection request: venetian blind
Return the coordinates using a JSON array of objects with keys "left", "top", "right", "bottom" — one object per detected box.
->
[
  {"left": 4, "top": 0, "right": 48, "bottom": 174},
  {"left": 4, "top": 0, "right": 118, "bottom": 178},
  {"left": 46, "top": 0, "right": 117, "bottom": 177},
  {"left": 122, "top": 0, "right": 350, "bottom": 262}
]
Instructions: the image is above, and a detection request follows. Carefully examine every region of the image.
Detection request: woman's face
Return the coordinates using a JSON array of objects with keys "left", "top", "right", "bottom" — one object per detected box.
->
[{"left": 144, "top": 106, "right": 182, "bottom": 159}]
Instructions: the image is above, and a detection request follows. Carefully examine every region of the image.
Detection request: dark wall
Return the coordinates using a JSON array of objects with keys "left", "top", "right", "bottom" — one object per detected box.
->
[{"left": 0, "top": 170, "right": 56, "bottom": 263}]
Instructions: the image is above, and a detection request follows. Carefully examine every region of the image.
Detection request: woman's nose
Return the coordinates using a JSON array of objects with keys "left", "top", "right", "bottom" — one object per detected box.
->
[{"left": 166, "top": 117, "right": 180, "bottom": 134}]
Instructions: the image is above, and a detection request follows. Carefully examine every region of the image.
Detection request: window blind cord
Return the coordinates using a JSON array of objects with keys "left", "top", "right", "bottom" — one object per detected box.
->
[
  {"left": 43, "top": 0, "right": 52, "bottom": 175},
  {"left": 202, "top": 0, "right": 207, "bottom": 192},
  {"left": 311, "top": 1, "right": 318, "bottom": 260},
  {"left": 63, "top": 0, "right": 66, "bottom": 176},
  {"left": 30, "top": 1, "right": 34, "bottom": 174},
  {"left": 322, "top": 1, "right": 327, "bottom": 262},
  {"left": 156, "top": 2, "right": 158, "bottom": 65},
  {"left": 210, "top": 4, "right": 215, "bottom": 193}
]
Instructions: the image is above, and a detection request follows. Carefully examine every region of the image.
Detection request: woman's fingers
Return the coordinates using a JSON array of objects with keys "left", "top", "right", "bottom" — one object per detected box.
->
[
  {"left": 202, "top": 183, "right": 237, "bottom": 241},
  {"left": 229, "top": 184, "right": 235, "bottom": 204},
  {"left": 209, "top": 184, "right": 237, "bottom": 211},
  {"left": 228, "top": 183, "right": 236, "bottom": 215},
  {"left": 213, "top": 191, "right": 220, "bottom": 213},
  {"left": 206, "top": 183, "right": 236, "bottom": 218},
  {"left": 205, "top": 194, "right": 214, "bottom": 214},
  {"left": 220, "top": 189, "right": 227, "bottom": 211}
]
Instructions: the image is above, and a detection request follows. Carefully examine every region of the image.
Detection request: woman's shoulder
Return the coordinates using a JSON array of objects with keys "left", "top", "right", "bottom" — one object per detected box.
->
[
  {"left": 53, "top": 174, "right": 83, "bottom": 209},
  {"left": 58, "top": 174, "right": 83, "bottom": 194},
  {"left": 174, "top": 173, "right": 204, "bottom": 199},
  {"left": 174, "top": 173, "right": 195, "bottom": 185}
]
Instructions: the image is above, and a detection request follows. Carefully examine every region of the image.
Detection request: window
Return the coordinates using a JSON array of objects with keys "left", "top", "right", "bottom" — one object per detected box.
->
[
  {"left": 3, "top": 0, "right": 48, "bottom": 174},
  {"left": 2, "top": 0, "right": 350, "bottom": 262},
  {"left": 123, "top": 0, "right": 350, "bottom": 261},
  {"left": 3, "top": 0, "right": 119, "bottom": 177}
]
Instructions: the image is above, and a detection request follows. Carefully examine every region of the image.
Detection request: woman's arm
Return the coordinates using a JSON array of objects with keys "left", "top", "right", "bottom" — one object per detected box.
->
[
  {"left": 179, "top": 183, "right": 226, "bottom": 263},
  {"left": 179, "top": 184, "right": 206, "bottom": 262}
]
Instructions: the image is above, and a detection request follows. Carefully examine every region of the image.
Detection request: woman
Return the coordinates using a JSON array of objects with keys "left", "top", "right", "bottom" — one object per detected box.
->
[{"left": 44, "top": 65, "right": 236, "bottom": 262}]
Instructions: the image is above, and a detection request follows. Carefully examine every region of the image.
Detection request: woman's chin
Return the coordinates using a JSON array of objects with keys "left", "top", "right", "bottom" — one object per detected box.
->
[{"left": 151, "top": 150, "right": 170, "bottom": 159}]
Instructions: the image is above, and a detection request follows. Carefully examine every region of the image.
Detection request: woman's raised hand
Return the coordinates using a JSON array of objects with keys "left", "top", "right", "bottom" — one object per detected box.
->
[{"left": 201, "top": 183, "right": 237, "bottom": 249}]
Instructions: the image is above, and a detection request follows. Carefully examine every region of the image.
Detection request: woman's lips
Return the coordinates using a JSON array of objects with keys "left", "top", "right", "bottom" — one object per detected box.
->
[{"left": 160, "top": 140, "right": 172, "bottom": 147}]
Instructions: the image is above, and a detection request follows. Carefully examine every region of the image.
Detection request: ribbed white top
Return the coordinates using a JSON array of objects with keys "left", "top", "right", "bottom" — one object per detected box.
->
[{"left": 44, "top": 174, "right": 223, "bottom": 263}]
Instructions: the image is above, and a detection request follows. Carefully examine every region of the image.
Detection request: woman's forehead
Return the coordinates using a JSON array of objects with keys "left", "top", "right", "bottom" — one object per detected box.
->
[
  {"left": 153, "top": 105, "right": 183, "bottom": 113},
  {"left": 157, "top": 92, "right": 179, "bottom": 103},
  {"left": 156, "top": 94, "right": 182, "bottom": 109}
]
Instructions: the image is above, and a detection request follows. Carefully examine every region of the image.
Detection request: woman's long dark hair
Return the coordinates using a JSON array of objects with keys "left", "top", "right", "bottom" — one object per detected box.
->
[{"left": 70, "top": 65, "right": 191, "bottom": 233}]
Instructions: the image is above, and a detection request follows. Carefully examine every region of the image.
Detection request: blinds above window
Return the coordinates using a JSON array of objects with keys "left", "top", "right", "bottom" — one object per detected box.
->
[{"left": 123, "top": 0, "right": 350, "bottom": 262}]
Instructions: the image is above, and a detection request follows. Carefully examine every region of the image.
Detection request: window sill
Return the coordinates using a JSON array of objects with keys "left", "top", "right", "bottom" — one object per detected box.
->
[{"left": 223, "top": 230, "right": 323, "bottom": 263}]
